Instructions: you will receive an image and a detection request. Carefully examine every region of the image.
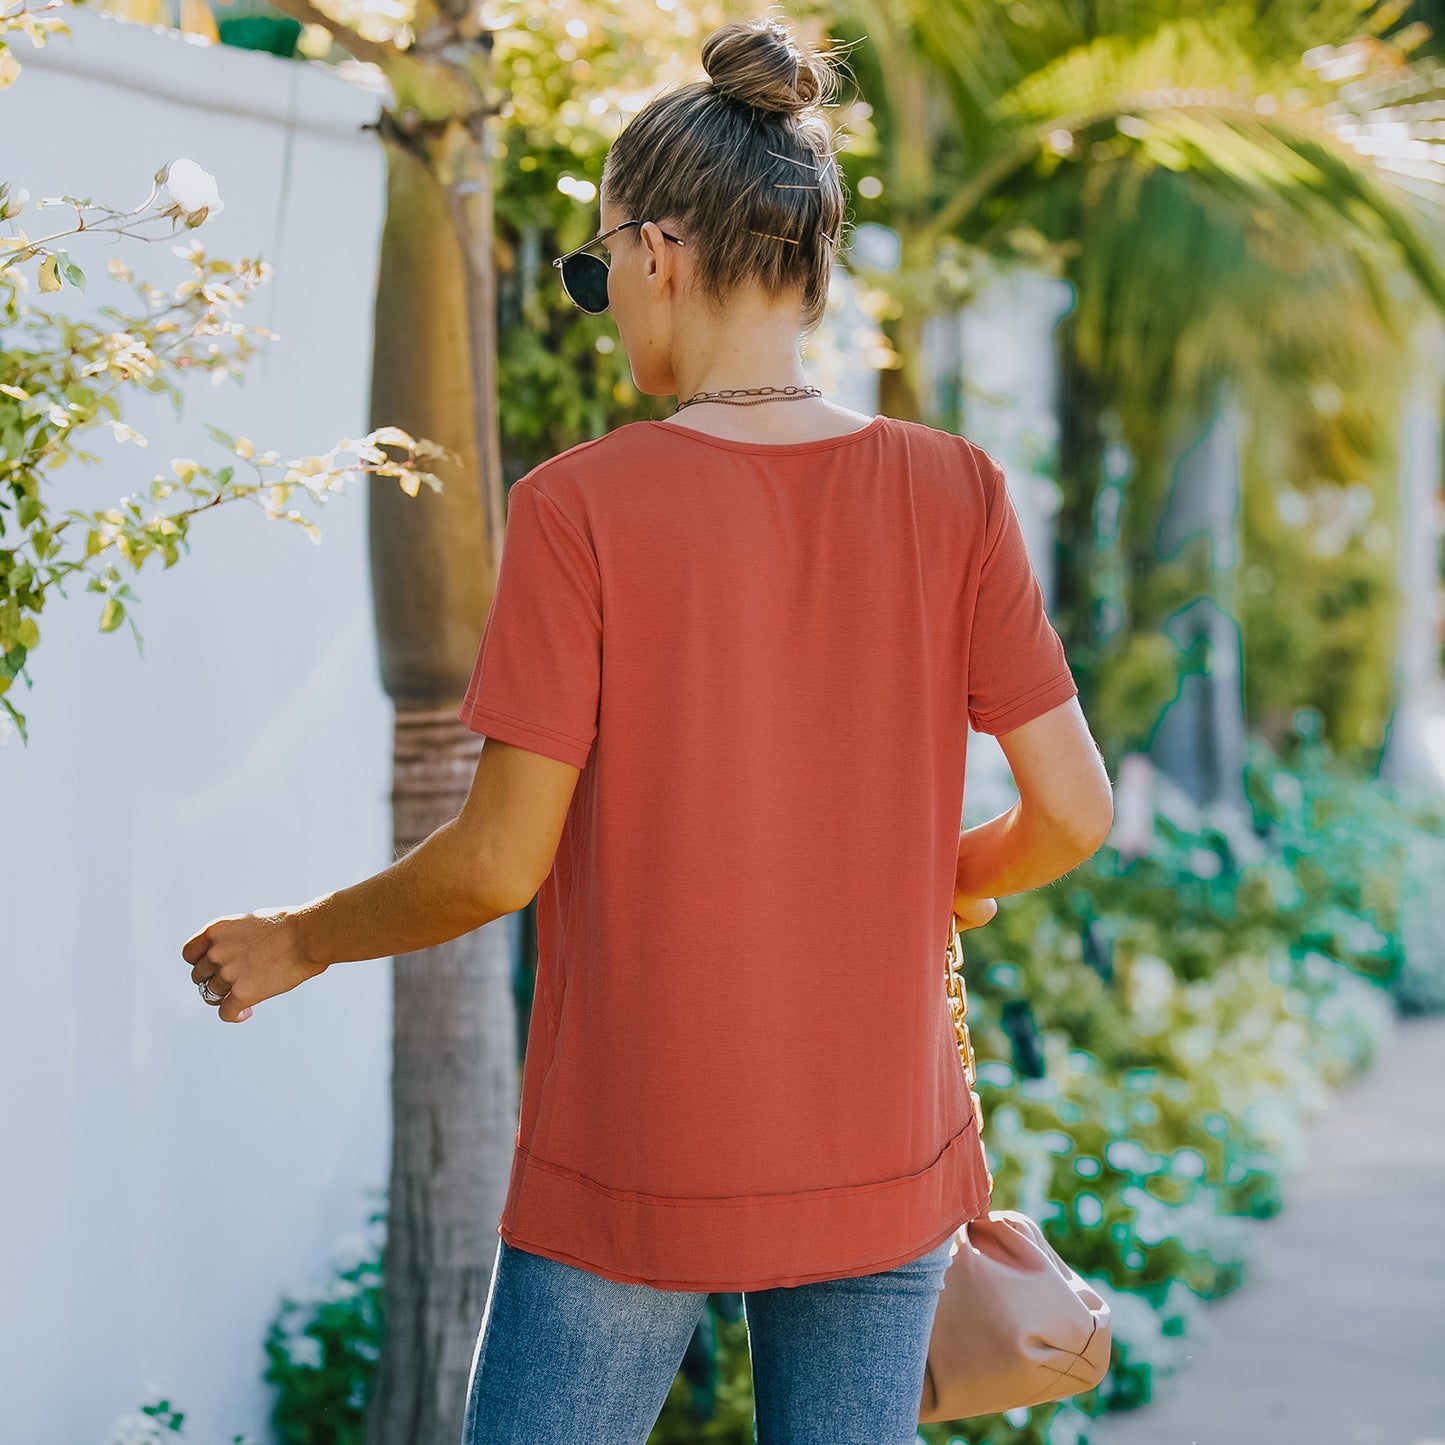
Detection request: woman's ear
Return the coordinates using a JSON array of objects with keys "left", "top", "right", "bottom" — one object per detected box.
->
[{"left": 639, "top": 220, "right": 678, "bottom": 296}]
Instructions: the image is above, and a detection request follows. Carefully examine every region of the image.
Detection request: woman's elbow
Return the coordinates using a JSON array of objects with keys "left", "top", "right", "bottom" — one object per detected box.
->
[
  {"left": 1058, "top": 752, "right": 1117, "bottom": 856},
  {"left": 1064, "top": 788, "right": 1115, "bottom": 856}
]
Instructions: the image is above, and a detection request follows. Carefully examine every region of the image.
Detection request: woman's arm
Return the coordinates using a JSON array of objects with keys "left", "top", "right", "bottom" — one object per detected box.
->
[
  {"left": 181, "top": 738, "right": 581, "bottom": 1023},
  {"left": 954, "top": 696, "right": 1114, "bottom": 907}
]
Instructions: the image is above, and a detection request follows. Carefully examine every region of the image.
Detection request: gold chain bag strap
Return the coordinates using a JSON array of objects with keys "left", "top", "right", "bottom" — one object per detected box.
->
[{"left": 918, "top": 912, "right": 1113, "bottom": 1424}]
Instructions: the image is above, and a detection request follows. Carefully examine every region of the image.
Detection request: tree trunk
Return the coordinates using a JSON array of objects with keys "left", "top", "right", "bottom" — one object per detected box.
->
[
  {"left": 873, "top": 26, "right": 932, "bottom": 426},
  {"left": 878, "top": 301, "right": 926, "bottom": 423},
  {"left": 363, "top": 131, "right": 517, "bottom": 1445},
  {"left": 1054, "top": 311, "right": 1107, "bottom": 668},
  {"left": 1147, "top": 378, "right": 1250, "bottom": 813}
]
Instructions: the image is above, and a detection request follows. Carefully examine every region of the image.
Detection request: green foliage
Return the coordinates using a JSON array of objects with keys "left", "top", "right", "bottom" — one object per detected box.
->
[
  {"left": 485, "top": 0, "right": 736, "bottom": 476},
  {"left": 1238, "top": 398, "right": 1404, "bottom": 762},
  {"left": 649, "top": 1300, "right": 756, "bottom": 1443},
  {"left": 216, "top": 15, "right": 302, "bottom": 56},
  {"left": 1087, "top": 630, "right": 1179, "bottom": 755},
  {"left": 261, "top": 1204, "right": 386, "bottom": 1445},
  {"left": 910, "top": 3, "right": 1445, "bottom": 760}
]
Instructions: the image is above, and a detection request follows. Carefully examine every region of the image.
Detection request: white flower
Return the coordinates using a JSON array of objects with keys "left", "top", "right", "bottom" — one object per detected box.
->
[
  {"left": 1126, "top": 953, "right": 1175, "bottom": 1019},
  {"left": 100, "top": 1412, "right": 171, "bottom": 1445},
  {"left": 164, "top": 160, "right": 224, "bottom": 217},
  {"left": 285, "top": 1332, "right": 325, "bottom": 1369}
]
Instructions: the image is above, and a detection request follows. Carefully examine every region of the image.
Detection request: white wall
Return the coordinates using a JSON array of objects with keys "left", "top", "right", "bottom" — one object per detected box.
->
[{"left": 1, "top": 15, "right": 394, "bottom": 1443}]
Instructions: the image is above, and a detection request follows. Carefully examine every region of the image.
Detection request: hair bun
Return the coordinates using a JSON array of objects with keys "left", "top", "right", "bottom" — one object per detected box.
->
[{"left": 701, "top": 17, "right": 834, "bottom": 118}]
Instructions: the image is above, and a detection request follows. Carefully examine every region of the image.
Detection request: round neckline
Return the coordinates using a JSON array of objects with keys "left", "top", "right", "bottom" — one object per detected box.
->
[{"left": 641, "top": 413, "right": 887, "bottom": 455}]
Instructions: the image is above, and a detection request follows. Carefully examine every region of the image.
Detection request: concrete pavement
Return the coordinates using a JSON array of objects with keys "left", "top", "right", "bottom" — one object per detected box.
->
[{"left": 1094, "top": 1011, "right": 1445, "bottom": 1445}]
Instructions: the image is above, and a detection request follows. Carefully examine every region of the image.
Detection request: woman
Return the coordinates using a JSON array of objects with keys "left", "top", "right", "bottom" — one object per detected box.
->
[{"left": 182, "top": 15, "right": 1114, "bottom": 1443}]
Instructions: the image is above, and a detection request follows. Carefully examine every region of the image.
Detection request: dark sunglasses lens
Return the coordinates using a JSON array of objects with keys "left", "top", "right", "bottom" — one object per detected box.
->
[{"left": 561, "top": 254, "right": 610, "bottom": 314}]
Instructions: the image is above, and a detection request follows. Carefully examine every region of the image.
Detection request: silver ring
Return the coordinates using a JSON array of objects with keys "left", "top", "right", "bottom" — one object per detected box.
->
[{"left": 198, "top": 978, "right": 225, "bottom": 1005}]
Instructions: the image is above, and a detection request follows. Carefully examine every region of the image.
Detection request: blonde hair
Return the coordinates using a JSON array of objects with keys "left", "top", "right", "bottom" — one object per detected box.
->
[{"left": 600, "top": 15, "right": 850, "bottom": 338}]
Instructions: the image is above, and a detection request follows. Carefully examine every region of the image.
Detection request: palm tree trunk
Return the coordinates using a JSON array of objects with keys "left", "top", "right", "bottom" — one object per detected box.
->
[
  {"left": 1147, "top": 379, "right": 1250, "bottom": 813},
  {"left": 878, "top": 299, "right": 927, "bottom": 423},
  {"left": 1055, "top": 311, "right": 1105, "bottom": 665},
  {"left": 873, "top": 28, "right": 932, "bottom": 425},
  {"left": 363, "top": 130, "right": 517, "bottom": 1445}
]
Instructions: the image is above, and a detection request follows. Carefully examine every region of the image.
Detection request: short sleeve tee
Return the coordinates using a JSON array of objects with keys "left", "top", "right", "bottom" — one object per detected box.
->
[{"left": 457, "top": 413, "right": 1079, "bottom": 1292}]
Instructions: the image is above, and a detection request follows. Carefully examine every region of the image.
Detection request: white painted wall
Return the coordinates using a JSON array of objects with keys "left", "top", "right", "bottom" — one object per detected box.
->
[{"left": 1, "top": 15, "right": 394, "bottom": 1443}]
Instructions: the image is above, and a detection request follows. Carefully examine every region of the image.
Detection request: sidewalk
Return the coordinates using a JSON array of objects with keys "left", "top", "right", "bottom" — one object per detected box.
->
[{"left": 1095, "top": 1011, "right": 1445, "bottom": 1445}]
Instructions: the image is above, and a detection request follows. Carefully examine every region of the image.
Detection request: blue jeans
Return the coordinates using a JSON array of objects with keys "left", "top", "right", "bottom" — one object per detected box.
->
[{"left": 460, "top": 1232, "right": 956, "bottom": 1444}]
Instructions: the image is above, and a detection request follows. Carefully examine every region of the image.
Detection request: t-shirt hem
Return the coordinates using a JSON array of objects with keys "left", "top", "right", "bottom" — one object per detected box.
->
[
  {"left": 456, "top": 699, "right": 593, "bottom": 768},
  {"left": 495, "top": 1115, "right": 993, "bottom": 1292},
  {"left": 969, "top": 670, "right": 1079, "bottom": 737},
  {"left": 496, "top": 1215, "right": 971, "bottom": 1293}
]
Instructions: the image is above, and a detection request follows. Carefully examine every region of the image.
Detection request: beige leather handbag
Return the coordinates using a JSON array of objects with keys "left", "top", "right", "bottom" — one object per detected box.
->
[{"left": 918, "top": 915, "right": 1114, "bottom": 1424}]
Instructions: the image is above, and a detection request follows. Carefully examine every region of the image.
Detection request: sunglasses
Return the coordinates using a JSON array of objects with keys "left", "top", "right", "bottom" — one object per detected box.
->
[{"left": 552, "top": 219, "right": 687, "bottom": 314}]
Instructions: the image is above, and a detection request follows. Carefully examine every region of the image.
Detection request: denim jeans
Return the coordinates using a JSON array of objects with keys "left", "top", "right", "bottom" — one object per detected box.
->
[{"left": 459, "top": 1232, "right": 956, "bottom": 1445}]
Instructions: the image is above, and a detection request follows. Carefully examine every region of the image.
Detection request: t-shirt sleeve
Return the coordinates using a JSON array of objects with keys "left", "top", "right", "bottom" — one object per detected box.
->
[
  {"left": 456, "top": 480, "right": 602, "bottom": 769},
  {"left": 966, "top": 457, "right": 1079, "bottom": 736}
]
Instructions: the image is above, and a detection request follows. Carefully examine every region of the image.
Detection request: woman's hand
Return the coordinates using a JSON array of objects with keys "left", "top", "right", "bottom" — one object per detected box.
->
[
  {"left": 951, "top": 896, "right": 998, "bottom": 932},
  {"left": 182, "top": 906, "right": 327, "bottom": 1024}
]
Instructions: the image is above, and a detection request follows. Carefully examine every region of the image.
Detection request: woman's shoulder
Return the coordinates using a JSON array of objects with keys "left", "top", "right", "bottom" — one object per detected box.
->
[
  {"left": 510, "top": 424, "right": 654, "bottom": 515},
  {"left": 513, "top": 414, "right": 998, "bottom": 516},
  {"left": 523, "top": 424, "right": 642, "bottom": 482},
  {"left": 888, "top": 414, "right": 995, "bottom": 461}
]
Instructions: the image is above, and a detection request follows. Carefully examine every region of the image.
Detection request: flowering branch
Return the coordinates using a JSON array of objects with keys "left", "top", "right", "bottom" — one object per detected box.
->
[{"left": 0, "top": 158, "right": 448, "bottom": 746}]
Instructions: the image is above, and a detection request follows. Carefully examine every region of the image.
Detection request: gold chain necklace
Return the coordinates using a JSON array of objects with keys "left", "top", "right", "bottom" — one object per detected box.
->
[{"left": 675, "top": 384, "right": 823, "bottom": 411}]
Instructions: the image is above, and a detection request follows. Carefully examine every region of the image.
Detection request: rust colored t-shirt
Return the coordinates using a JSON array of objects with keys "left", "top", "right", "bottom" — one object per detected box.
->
[{"left": 456, "top": 413, "right": 1079, "bottom": 1292}]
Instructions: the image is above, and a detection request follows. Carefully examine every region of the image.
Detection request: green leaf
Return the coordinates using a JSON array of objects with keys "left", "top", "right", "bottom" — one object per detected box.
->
[
  {"left": 99, "top": 598, "right": 125, "bottom": 633},
  {"left": 17, "top": 617, "right": 38, "bottom": 649},
  {"left": 54, "top": 249, "right": 84, "bottom": 292}
]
